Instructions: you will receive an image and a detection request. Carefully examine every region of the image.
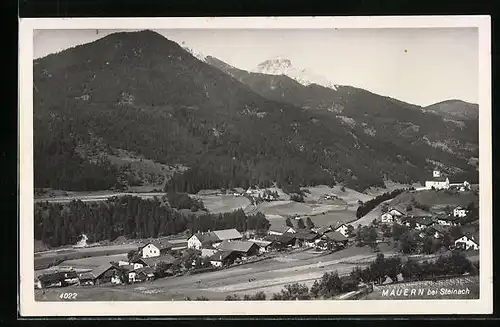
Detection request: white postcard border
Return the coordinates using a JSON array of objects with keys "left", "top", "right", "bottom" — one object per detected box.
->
[{"left": 19, "top": 16, "right": 492, "bottom": 316}]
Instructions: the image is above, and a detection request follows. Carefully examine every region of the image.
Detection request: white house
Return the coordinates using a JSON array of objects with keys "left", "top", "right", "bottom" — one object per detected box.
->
[
  {"left": 424, "top": 170, "right": 450, "bottom": 190},
  {"left": 335, "top": 224, "right": 350, "bottom": 238},
  {"left": 453, "top": 206, "right": 468, "bottom": 218},
  {"left": 436, "top": 215, "right": 460, "bottom": 226},
  {"left": 388, "top": 208, "right": 405, "bottom": 217},
  {"left": 380, "top": 213, "right": 394, "bottom": 224},
  {"left": 140, "top": 243, "right": 161, "bottom": 258},
  {"left": 187, "top": 229, "right": 243, "bottom": 249},
  {"left": 454, "top": 234, "right": 479, "bottom": 251}
]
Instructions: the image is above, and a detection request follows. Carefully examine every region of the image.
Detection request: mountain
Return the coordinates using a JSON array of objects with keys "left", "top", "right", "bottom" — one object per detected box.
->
[
  {"left": 253, "top": 57, "right": 338, "bottom": 90},
  {"left": 205, "top": 55, "right": 479, "bottom": 177},
  {"left": 33, "top": 30, "right": 478, "bottom": 194},
  {"left": 423, "top": 100, "right": 479, "bottom": 120}
]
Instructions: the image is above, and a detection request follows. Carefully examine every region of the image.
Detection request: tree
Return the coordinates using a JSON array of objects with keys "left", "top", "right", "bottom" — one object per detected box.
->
[
  {"left": 285, "top": 217, "right": 294, "bottom": 228},
  {"left": 271, "top": 283, "right": 310, "bottom": 300},
  {"left": 297, "top": 219, "right": 306, "bottom": 229},
  {"left": 449, "top": 226, "right": 463, "bottom": 239},
  {"left": 399, "top": 231, "right": 418, "bottom": 254},
  {"left": 306, "top": 217, "right": 315, "bottom": 229},
  {"left": 346, "top": 224, "right": 355, "bottom": 237},
  {"left": 422, "top": 236, "right": 434, "bottom": 254},
  {"left": 381, "top": 203, "right": 389, "bottom": 213},
  {"left": 127, "top": 250, "right": 137, "bottom": 262}
]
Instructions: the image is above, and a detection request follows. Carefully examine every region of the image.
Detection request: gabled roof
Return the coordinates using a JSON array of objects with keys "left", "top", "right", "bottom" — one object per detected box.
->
[
  {"left": 437, "top": 215, "right": 460, "bottom": 221},
  {"left": 248, "top": 239, "right": 273, "bottom": 247},
  {"left": 79, "top": 272, "right": 95, "bottom": 280},
  {"left": 265, "top": 233, "right": 296, "bottom": 244},
  {"left": 135, "top": 266, "right": 155, "bottom": 275},
  {"left": 91, "top": 263, "right": 117, "bottom": 279},
  {"left": 209, "top": 250, "right": 236, "bottom": 262},
  {"left": 191, "top": 231, "right": 220, "bottom": 244},
  {"left": 213, "top": 229, "right": 242, "bottom": 241},
  {"left": 430, "top": 225, "right": 449, "bottom": 234},
  {"left": 216, "top": 240, "right": 258, "bottom": 253},
  {"left": 415, "top": 217, "right": 434, "bottom": 226},
  {"left": 138, "top": 239, "right": 173, "bottom": 251},
  {"left": 135, "top": 254, "right": 177, "bottom": 267},
  {"left": 456, "top": 232, "right": 479, "bottom": 244},
  {"left": 324, "top": 231, "right": 348, "bottom": 242},
  {"left": 294, "top": 229, "right": 319, "bottom": 241},
  {"left": 269, "top": 225, "right": 294, "bottom": 233},
  {"left": 454, "top": 206, "right": 466, "bottom": 210}
]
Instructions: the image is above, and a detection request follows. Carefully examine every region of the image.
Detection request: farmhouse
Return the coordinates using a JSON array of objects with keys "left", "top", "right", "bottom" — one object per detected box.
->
[
  {"left": 135, "top": 266, "right": 156, "bottom": 282},
  {"left": 436, "top": 215, "right": 460, "bottom": 226},
  {"left": 37, "top": 271, "right": 79, "bottom": 288},
  {"left": 454, "top": 233, "right": 479, "bottom": 251},
  {"left": 294, "top": 230, "right": 320, "bottom": 247},
  {"left": 133, "top": 253, "right": 177, "bottom": 268},
  {"left": 187, "top": 228, "right": 242, "bottom": 249},
  {"left": 248, "top": 239, "right": 274, "bottom": 253},
  {"left": 264, "top": 234, "right": 296, "bottom": 250},
  {"left": 334, "top": 223, "right": 350, "bottom": 238},
  {"left": 78, "top": 272, "right": 96, "bottom": 286},
  {"left": 414, "top": 217, "right": 435, "bottom": 230},
  {"left": 453, "top": 206, "right": 468, "bottom": 218},
  {"left": 322, "top": 231, "right": 349, "bottom": 248},
  {"left": 449, "top": 180, "right": 471, "bottom": 192},
  {"left": 215, "top": 240, "right": 260, "bottom": 257},
  {"left": 380, "top": 212, "right": 394, "bottom": 224},
  {"left": 268, "top": 225, "right": 296, "bottom": 236},
  {"left": 137, "top": 239, "right": 172, "bottom": 258},
  {"left": 90, "top": 263, "right": 122, "bottom": 285},
  {"left": 209, "top": 250, "right": 240, "bottom": 267},
  {"left": 311, "top": 225, "right": 332, "bottom": 236}
]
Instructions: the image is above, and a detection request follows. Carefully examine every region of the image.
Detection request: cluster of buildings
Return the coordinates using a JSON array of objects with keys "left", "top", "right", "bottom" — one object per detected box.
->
[
  {"left": 424, "top": 170, "right": 471, "bottom": 191},
  {"left": 379, "top": 203, "right": 479, "bottom": 251},
  {"left": 35, "top": 239, "right": 184, "bottom": 289}
]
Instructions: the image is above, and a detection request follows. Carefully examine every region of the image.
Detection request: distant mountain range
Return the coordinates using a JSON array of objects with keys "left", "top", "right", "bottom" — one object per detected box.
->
[
  {"left": 423, "top": 100, "right": 479, "bottom": 120},
  {"left": 33, "top": 30, "right": 479, "bottom": 193}
]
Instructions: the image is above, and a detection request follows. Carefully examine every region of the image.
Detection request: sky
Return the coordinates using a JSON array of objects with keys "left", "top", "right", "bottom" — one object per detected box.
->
[{"left": 33, "top": 28, "right": 478, "bottom": 106}]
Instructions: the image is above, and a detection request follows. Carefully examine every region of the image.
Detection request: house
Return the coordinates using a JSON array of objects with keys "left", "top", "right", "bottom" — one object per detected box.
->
[
  {"left": 334, "top": 223, "right": 350, "bottom": 238},
  {"left": 212, "top": 229, "right": 243, "bottom": 245},
  {"left": 135, "top": 266, "right": 156, "bottom": 282},
  {"left": 138, "top": 239, "right": 173, "bottom": 258},
  {"left": 403, "top": 217, "right": 435, "bottom": 230},
  {"left": 311, "top": 225, "right": 332, "bottom": 236},
  {"left": 248, "top": 239, "right": 274, "bottom": 253},
  {"left": 453, "top": 206, "right": 468, "bottom": 218},
  {"left": 78, "top": 272, "right": 96, "bottom": 286},
  {"left": 187, "top": 231, "right": 220, "bottom": 249},
  {"left": 449, "top": 180, "right": 471, "bottom": 191},
  {"left": 38, "top": 271, "right": 79, "bottom": 288},
  {"left": 436, "top": 215, "right": 460, "bottom": 226},
  {"left": 215, "top": 240, "right": 260, "bottom": 257},
  {"left": 322, "top": 231, "right": 349, "bottom": 248},
  {"left": 294, "top": 230, "right": 320, "bottom": 247},
  {"left": 209, "top": 250, "right": 240, "bottom": 267},
  {"left": 133, "top": 254, "right": 177, "bottom": 269},
  {"left": 454, "top": 233, "right": 479, "bottom": 250},
  {"left": 380, "top": 213, "right": 394, "bottom": 224},
  {"left": 91, "top": 263, "right": 122, "bottom": 285},
  {"left": 264, "top": 234, "right": 297, "bottom": 250},
  {"left": 268, "top": 225, "right": 296, "bottom": 236}
]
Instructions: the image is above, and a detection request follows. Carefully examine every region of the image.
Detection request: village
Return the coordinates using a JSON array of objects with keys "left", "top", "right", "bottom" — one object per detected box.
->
[{"left": 34, "top": 170, "right": 479, "bottom": 296}]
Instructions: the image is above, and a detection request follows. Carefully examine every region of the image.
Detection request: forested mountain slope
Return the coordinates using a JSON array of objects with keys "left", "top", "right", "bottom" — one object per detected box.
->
[{"left": 33, "top": 30, "right": 478, "bottom": 194}]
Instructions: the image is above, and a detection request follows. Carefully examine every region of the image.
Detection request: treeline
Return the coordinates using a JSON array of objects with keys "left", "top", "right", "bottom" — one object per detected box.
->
[
  {"left": 265, "top": 251, "right": 477, "bottom": 300},
  {"left": 166, "top": 192, "right": 206, "bottom": 212},
  {"left": 351, "top": 252, "right": 478, "bottom": 285},
  {"left": 34, "top": 196, "right": 269, "bottom": 247},
  {"left": 356, "top": 188, "right": 409, "bottom": 218}
]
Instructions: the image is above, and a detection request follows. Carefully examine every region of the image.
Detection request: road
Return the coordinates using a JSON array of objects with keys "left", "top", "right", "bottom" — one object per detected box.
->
[{"left": 35, "top": 192, "right": 167, "bottom": 203}]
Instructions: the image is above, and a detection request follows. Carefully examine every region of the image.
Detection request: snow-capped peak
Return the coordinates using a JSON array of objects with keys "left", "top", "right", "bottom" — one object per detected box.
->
[
  {"left": 252, "top": 57, "right": 338, "bottom": 91},
  {"left": 181, "top": 41, "right": 206, "bottom": 62}
]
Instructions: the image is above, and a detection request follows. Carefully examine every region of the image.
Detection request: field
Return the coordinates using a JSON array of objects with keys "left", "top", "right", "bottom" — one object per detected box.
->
[
  {"left": 34, "top": 243, "right": 139, "bottom": 270},
  {"left": 362, "top": 275, "right": 479, "bottom": 300},
  {"left": 59, "top": 254, "right": 129, "bottom": 269},
  {"left": 35, "top": 245, "right": 396, "bottom": 301},
  {"left": 198, "top": 195, "right": 252, "bottom": 214},
  {"left": 390, "top": 189, "right": 478, "bottom": 209}
]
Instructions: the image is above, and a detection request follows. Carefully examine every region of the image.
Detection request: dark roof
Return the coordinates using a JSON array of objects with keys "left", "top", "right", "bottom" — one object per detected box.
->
[
  {"left": 38, "top": 271, "right": 78, "bottom": 283},
  {"left": 437, "top": 215, "right": 460, "bottom": 221},
  {"left": 91, "top": 263, "right": 117, "bottom": 279},
  {"left": 323, "top": 231, "right": 348, "bottom": 242},
  {"left": 216, "top": 240, "right": 259, "bottom": 253},
  {"left": 430, "top": 176, "right": 449, "bottom": 182},
  {"left": 431, "top": 225, "right": 449, "bottom": 234},
  {"left": 138, "top": 239, "right": 172, "bottom": 251},
  {"left": 294, "top": 230, "right": 319, "bottom": 241},
  {"left": 136, "top": 266, "right": 155, "bottom": 275},
  {"left": 408, "top": 208, "right": 433, "bottom": 218},
  {"left": 135, "top": 254, "right": 177, "bottom": 267},
  {"left": 209, "top": 250, "right": 236, "bottom": 262},
  {"left": 79, "top": 272, "right": 95, "bottom": 280},
  {"left": 415, "top": 217, "right": 435, "bottom": 226},
  {"left": 265, "top": 233, "right": 296, "bottom": 244}
]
